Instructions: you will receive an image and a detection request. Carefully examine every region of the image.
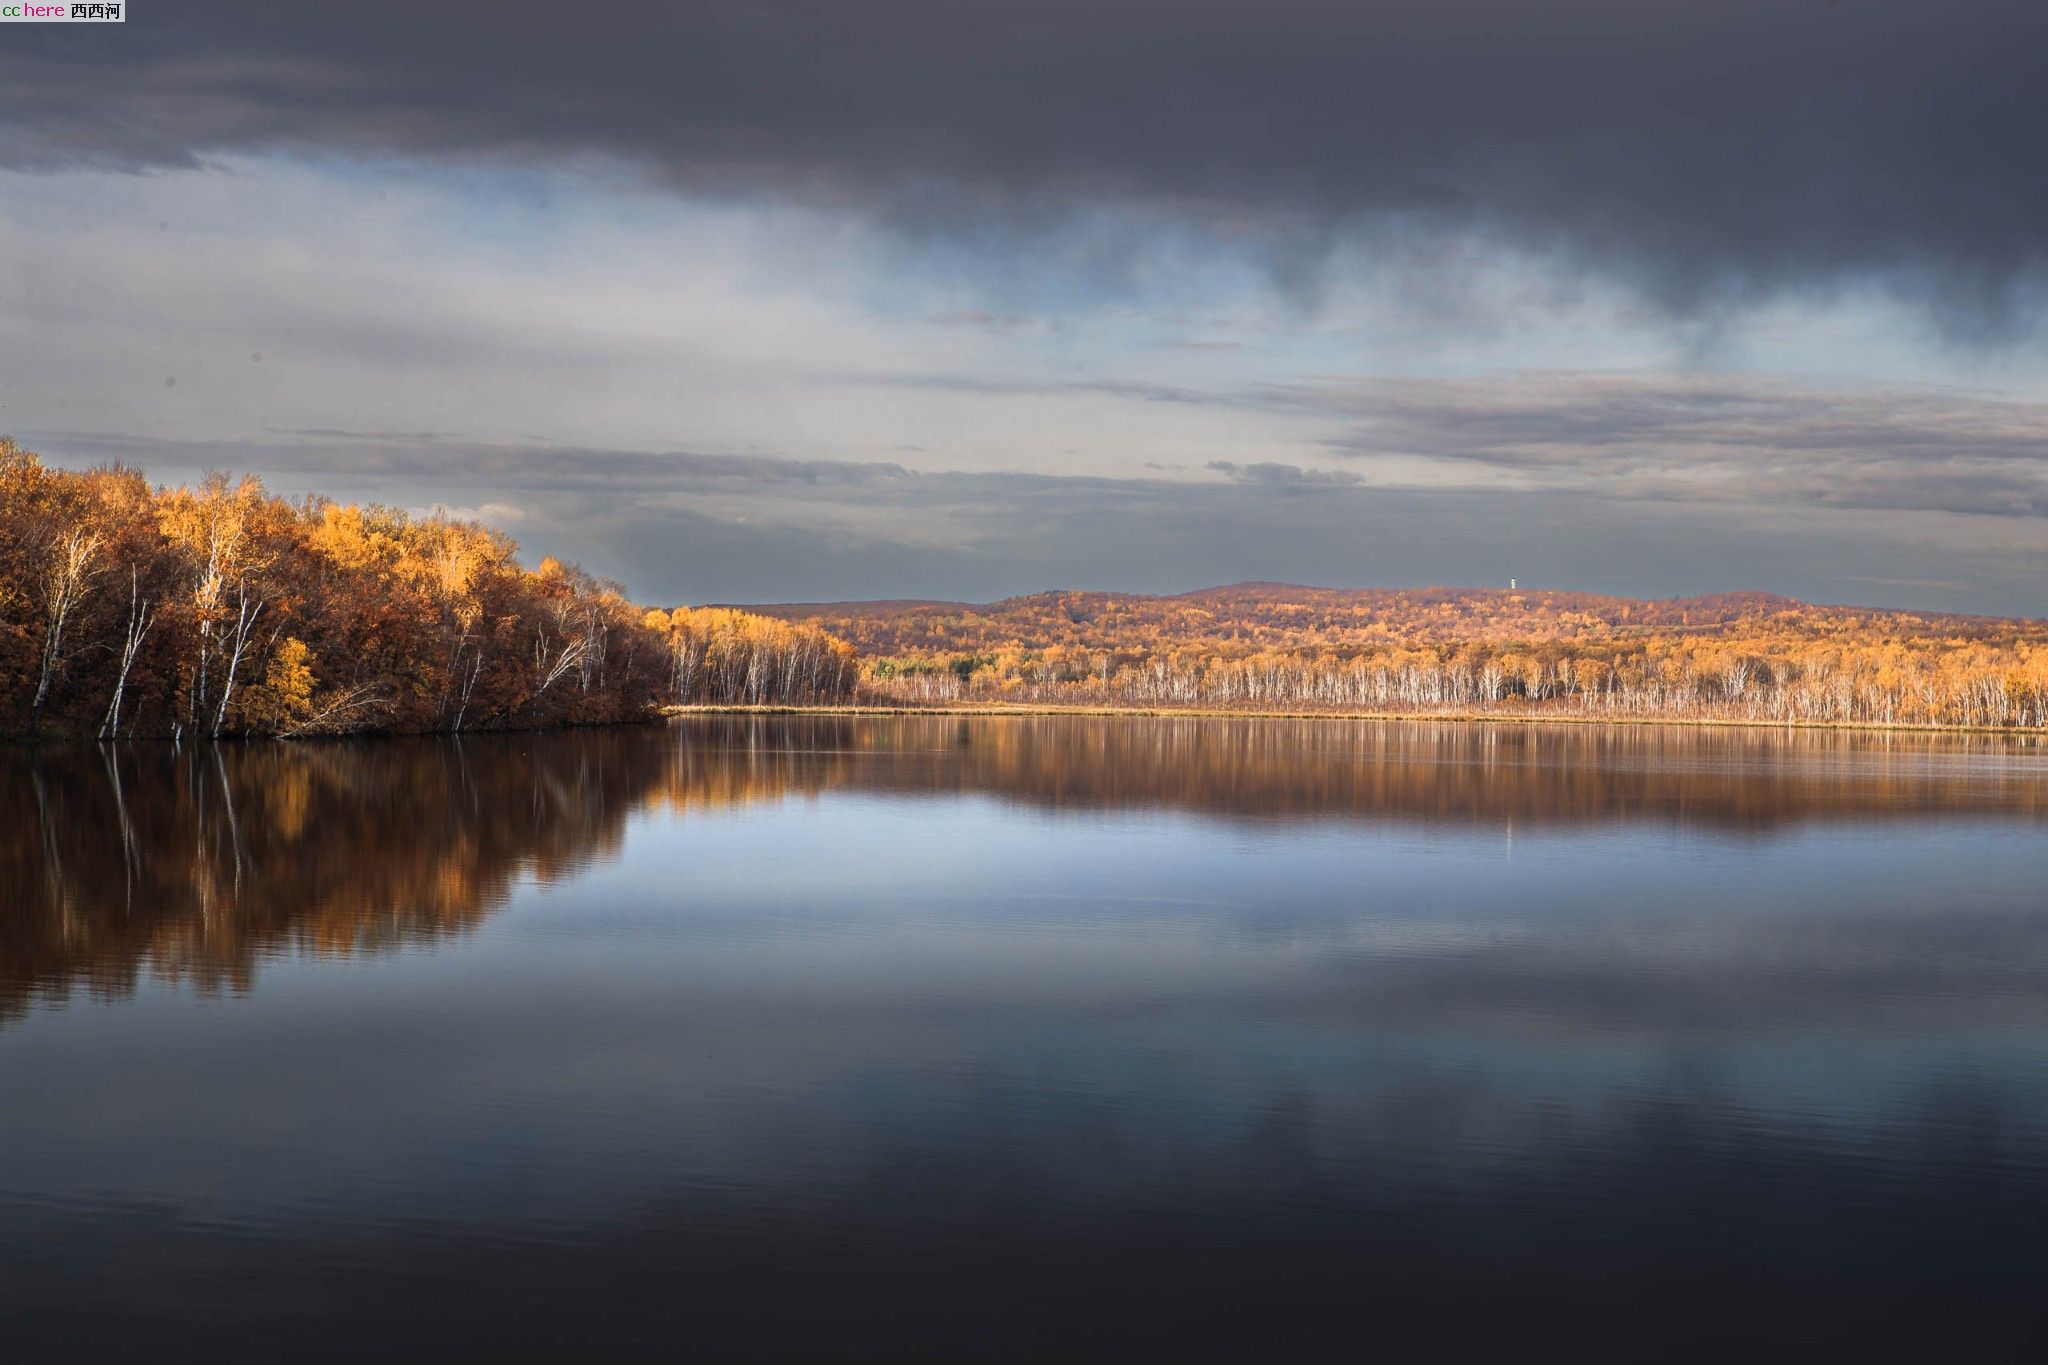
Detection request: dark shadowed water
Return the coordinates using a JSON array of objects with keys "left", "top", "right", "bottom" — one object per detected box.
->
[{"left": 5, "top": 716, "right": 2048, "bottom": 1360}]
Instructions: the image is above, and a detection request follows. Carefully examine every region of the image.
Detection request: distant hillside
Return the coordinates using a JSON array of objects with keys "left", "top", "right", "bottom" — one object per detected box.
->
[{"left": 743, "top": 583, "right": 2030, "bottom": 659}]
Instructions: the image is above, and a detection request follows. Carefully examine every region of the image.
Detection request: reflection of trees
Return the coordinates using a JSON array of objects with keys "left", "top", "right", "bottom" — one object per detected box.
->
[
  {"left": 657, "top": 715, "right": 2048, "bottom": 831},
  {"left": 1, "top": 732, "right": 671, "bottom": 1022},
  {"left": 10, "top": 716, "right": 2045, "bottom": 1023}
]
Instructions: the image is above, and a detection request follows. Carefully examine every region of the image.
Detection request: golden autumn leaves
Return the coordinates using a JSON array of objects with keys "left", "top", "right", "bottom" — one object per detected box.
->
[{"left": 0, "top": 442, "right": 855, "bottom": 738}]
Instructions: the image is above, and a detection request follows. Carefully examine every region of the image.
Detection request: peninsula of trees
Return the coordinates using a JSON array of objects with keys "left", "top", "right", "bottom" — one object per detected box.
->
[{"left": 1, "top": 443, "right": 855, "bottom": 739}]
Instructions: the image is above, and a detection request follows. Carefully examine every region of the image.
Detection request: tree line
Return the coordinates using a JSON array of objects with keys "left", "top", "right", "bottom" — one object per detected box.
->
[
  {"left": 772, "top": 585, "right": 2048, "bottom": 729},
  {"left": 0, "top": 442, "right": 855, "bottom": 738},
  {"left": 864, "top": 642, "right": 2048, "bottom": 728},
  {"left": 12, "top": 443, "right": 2043, "bottom": 736},
  {"left": 643, "top": 606, "right": 860, "bottom": 707}
]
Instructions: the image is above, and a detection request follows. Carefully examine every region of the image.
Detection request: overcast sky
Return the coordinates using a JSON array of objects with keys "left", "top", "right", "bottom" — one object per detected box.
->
[{"left": 4, "top": 2, "right": 2047, "bottom": 611}]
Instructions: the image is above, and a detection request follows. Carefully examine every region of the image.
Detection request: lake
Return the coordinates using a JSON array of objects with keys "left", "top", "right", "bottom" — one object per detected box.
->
[{"left": 5, "top": 716, "right": 2048, "bottom": 1359}]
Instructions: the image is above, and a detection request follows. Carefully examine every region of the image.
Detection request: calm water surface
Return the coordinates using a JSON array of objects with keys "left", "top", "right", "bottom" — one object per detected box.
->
[{"left": 5, "top": 717, "right": 2048, "bottom": 1359}]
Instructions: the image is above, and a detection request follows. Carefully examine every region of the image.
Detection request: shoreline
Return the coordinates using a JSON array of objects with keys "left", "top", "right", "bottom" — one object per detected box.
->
[
  {"left": 13, "top": 704, "right": 2044, "bottom": 744},
  {"left": 662, "top": 702, "right": 2048, "bottom": 739}
]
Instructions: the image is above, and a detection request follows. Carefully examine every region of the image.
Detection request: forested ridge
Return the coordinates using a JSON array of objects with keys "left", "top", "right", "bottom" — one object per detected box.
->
[
  {"left": 751, "top": 582, "right": 2048, "bottom": 728},
  {"left": 0, "top": 442, "right": 855, "bottom": 738},
  {"left": 11, "top": 437, "right": 2048, "bottom": 737}
]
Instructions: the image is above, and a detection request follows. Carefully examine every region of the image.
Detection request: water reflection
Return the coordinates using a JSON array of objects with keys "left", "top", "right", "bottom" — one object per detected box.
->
[
  {"left": 4, "top": 717, "right": 2048, "bottom": 1357},
  {"left": 7, "top": 716, "right": 2047, "bottom": 1024},
  {"left": 666, "top": 713, "right": 2048, "bottom": 828},
  {"left": 2, "top": 732, "right": 668, "bottom": 1020}
]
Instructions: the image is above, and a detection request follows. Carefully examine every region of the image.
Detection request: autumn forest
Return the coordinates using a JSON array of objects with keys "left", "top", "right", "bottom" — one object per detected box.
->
[
  {"left": 764, "top": 585, "right": 2048, "bottom": 729},
  {"left": 6, "top": 440, "right": 2048, "bottom": 738},
  {"left": 0, "top": 442, "right": 856, "bottom": 739}
]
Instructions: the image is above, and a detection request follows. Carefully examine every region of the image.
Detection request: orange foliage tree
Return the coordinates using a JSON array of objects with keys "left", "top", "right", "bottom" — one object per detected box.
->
[{"left": 0, "top": 442, "right": 856, "bottom": 738}]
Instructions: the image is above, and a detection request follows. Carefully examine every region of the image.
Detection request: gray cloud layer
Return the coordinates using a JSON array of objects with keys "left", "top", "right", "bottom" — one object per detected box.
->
[
  {"left": 31, "top": 369, "right": 2048, "bottom": 613},
  {"left": 1294, "top": 373, "right": 2048, "bottom": 516},
  {"left": 53, "top": 369, "right": 2048, "bottom": 516},
  {"left": 5, "top": 2, "right": 2046, "bottom": 325},
  {"left": 1207, "top": 461, "right": 1363, "bottom": 493}
]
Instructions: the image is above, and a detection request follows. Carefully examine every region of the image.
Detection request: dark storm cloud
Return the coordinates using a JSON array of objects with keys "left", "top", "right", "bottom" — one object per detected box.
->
[{"left": 4, "top": 2, "right": 2045, "bottom": 324}]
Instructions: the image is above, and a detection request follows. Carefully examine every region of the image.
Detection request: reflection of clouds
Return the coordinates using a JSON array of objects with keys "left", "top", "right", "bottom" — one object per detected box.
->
[
  {"left": 640, "top": 717, "right": 2048, "bottom": 1050},
  {"left": 11, "top": 902, "right": 2044, "bottom": 1228},
  {"left": 6, "top": 717, "right": 2048, "bottom": 1358},
  {"left": 1290, "top": 907, "right": 2048, "bottom": 1037},
  {"left": 12, "top": 715, "right": 2048, "bottom": 1038}
]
